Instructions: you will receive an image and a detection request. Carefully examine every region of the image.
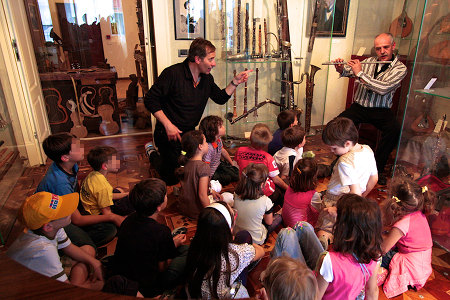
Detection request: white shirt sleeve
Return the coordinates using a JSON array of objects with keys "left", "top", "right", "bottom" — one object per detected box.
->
[
  {"left": 338, "top": 162, "right": 356, "bottom": 187},
  {"left": 319, "top": 252, "right": 334, "bottom": 282},
  {"left": 56, "top": 228, "right": 71, "bottom": 249},
  {"left": 310, "top": 192, "right": 322, "bottom": 212}
]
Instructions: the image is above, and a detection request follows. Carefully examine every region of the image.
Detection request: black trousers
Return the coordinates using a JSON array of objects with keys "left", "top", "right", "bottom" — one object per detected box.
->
[
  {"left": 338, "top": 103, "right": 400, "bottom": 175},
  {"left": 150, "top": 122, "right": 184, "bottom": 185}
]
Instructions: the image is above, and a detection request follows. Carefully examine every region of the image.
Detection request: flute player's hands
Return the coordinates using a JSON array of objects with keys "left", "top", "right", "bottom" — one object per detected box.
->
[
  {"left": 347, "top": 59, "right": 362, "bottom": 76},
  {"left": 332, "top": 58, "right": 345, "bottom": 73}
]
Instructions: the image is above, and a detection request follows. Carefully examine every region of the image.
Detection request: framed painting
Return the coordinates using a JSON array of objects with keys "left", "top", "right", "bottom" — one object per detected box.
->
[
  {"left": 316, "top": 0, "right": 350, "bottom": 37},
  {"left": 174, "top": 0, "right": 205, "bottom": 40}
]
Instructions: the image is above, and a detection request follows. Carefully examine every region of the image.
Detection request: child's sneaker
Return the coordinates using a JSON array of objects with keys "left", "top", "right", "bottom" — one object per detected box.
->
[{"left": 145, "top": 142, "right": 156, "bottom": 158}]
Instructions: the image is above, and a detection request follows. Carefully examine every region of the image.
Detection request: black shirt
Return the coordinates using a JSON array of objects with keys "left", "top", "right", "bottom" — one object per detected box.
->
[
  {"left": 144, "top": 59, "right": 231, "bottom": 132},
  {"left": 112, "top": 213, "right": 177, "bottom": 297}
]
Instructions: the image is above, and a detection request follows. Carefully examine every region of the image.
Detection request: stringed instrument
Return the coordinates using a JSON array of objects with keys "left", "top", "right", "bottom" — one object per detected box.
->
[
  {"left": 98, "top": 104, "right": 119, "bottom": 135},
  {"left": 389, "top": 0, "right": 413, "bottom": 38},
  {"left": 69, "top": 77, "right": 88, "bottom": 138},
  {"left": 98, "top": 88, "right": 119, "bottom": 135}
]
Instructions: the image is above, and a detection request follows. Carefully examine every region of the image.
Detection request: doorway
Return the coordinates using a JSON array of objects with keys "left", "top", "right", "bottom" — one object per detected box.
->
[{"left": 24, "top": 0, "right": 153, "bottom": 138}]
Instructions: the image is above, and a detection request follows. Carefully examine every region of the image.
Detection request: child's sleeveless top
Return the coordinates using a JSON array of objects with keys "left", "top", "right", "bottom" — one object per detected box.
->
[{"left": 322, "top": 251, "right": 377, "bottom": 300}]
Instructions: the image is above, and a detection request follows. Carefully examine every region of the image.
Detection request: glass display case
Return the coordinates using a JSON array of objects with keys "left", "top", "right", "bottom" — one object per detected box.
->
[
  {"left": 203, "top": 0, "right": 333, "bottom": 137},
  {"left": 394, "top": 1, "right": 449, "bottom": 182}
]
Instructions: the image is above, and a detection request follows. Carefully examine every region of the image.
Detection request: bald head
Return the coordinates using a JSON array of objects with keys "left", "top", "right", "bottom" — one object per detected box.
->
[{"left": 374, "top": 33, "right": 395, "bottom": 61}]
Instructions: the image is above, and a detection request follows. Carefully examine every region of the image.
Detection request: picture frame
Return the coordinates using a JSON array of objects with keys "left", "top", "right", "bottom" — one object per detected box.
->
[
  {"left": 316, "top": 0, "right": 350, "bottom": 37},
  {"left": 174, "top": 0, "right": 205, "bottom": 40}
]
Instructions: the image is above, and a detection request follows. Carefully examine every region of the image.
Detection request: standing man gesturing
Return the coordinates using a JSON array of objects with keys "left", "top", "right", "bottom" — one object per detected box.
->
[{"left": 145, "top": 38, "right": 251, "bottom": 185}]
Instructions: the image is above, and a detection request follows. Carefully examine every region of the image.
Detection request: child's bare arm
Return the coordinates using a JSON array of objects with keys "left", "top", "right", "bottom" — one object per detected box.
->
[
  {"left": 221, "top": 148, "right": 234, "bottom": 165},
  {"left": 381, "top": 227, "right": 404, "bottom": 254},
  {"left": 71, "top": 209, "right": 122, "bottom": 227},
  {"left": 362, "top": 174, "right": 378, "bottom": 197},
  {"left": 112, "top": 192, "right": 129, "bottom": 200},
  {"left": 272, "top": 175, "right": 289, "bottom": 190},
  {"left": 62, "top": 243, "right": 103, "bottom": 283},
  {"left": 100, "top": 207, "right": 125, "bottom": 226},
  {"left": 316, "top": 255, "right": 329, "bottom": 299},
  {"left": 263, "top": 212, "right": 273, "bottom": 225},
  {"left": 199, "top": 176, "right": 210, "bottom": 207},
  {"left": 252, "top": 244, "right": 265, "bottom": 261},
  {"left": 365, "top": 263, "right": 379, "bottom": 300}
]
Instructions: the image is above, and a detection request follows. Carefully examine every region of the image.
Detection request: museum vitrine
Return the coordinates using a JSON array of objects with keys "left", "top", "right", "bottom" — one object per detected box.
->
[
  {"left": 203, "top": 0, "right": 334, "bottom": 138},
  {"left": 393, "top": 1, "right": 449, "bottom": 184}
]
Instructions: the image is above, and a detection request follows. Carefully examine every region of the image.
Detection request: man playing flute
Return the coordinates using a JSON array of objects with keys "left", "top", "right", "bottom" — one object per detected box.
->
[{"left": 333, "top": 33, "right": 407, "bottom": 185}]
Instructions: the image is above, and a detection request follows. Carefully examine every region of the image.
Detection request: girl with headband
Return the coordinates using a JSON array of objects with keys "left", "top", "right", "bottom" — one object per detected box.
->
[
  {"left": 378, "top": 178, "right": 435, "bottom": 298},
  {"left": 185, "top": 201, "right": 264, "bottom": 299}
]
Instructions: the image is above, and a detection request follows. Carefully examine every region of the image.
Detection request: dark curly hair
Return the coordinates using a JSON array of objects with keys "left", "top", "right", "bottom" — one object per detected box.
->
[
  {"left": 289, "top": 158, "right": 317, "bottom": 192},
  {"left": 382, "top": 177, "right": 435, "bottom": 227},
  {"left": 199, "top": 115, "right": 223, "bottom": 143},
  {"left": 332, "top": 194, "right": 382, "bottom": 264}
]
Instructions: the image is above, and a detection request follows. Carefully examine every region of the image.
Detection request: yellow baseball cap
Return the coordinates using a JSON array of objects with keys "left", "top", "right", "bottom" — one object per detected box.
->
[{"left": 19, "top": 192, "right": 79, "bottom": 230}]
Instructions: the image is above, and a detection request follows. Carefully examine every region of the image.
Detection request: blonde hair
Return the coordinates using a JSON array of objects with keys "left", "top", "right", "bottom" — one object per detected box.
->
[
  {"left": 262, "top": 256, "right": 318, "bottom": 300},
  {"left": 250, "top": 124, "right": 272, "bottom": 149}
]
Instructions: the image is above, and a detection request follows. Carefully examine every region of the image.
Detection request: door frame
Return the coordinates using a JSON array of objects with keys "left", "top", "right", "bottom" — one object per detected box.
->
[{"left": 0, "top": 0, "right": 47, "bottom": 166}]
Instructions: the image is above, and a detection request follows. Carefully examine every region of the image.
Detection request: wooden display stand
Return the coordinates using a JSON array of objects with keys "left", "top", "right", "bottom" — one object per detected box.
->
[{"left": 40, "top": 68, "right": 121, "bottom": 136}]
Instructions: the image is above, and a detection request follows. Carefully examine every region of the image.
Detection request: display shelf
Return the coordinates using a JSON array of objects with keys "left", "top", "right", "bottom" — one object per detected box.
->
[{"left": 414, "top": 87, "right": 450, "bottom": 99}]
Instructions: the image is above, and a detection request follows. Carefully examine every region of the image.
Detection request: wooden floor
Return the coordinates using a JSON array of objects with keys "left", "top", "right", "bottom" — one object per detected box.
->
[{"left": 0, "top": 132, "right": 449, "bottom": 299}]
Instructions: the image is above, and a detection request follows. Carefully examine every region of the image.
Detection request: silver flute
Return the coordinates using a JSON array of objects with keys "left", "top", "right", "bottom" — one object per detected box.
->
[{"left": 322, "top": 61, "right": 393, "bottom": 65}]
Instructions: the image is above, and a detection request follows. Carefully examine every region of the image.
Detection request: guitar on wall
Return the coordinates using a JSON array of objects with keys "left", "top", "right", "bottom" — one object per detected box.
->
[
  {"left": 389, "top": 0, "right": 413, "bottom": 38},
  {"left": 69, "top": 77, "right": 88, "bottom": 138}
]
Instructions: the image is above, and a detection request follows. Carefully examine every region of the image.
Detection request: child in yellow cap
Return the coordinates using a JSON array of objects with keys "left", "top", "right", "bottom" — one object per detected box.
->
[{"left": 7, "top": 192, "right": 104, "bottom": 290}]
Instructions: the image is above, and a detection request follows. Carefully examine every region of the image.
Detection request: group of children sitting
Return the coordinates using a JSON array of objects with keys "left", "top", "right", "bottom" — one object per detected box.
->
[{"left": 6, "top": 110, "right": 435, "bottom": 300}]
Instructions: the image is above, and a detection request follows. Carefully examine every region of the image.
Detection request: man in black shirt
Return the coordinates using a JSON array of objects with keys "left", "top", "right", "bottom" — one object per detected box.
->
[{"left": 145, "top": 38, "right": 251, "bottom": 185}]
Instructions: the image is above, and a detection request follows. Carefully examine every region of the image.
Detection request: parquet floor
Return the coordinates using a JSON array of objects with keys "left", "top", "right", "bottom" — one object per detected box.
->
[{"left": 0, "top": 132, "right": 449, "bottom": 299}]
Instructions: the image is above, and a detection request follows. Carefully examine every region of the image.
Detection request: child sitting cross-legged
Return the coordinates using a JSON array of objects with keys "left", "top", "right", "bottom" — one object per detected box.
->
[
  {"left": 282, "top": 157, "right": 321, "bottom": 228},
  {"left": 234, "top": 163, "right": 282, "bottom": 245},
  {"left": 80, "top": 146, "right": 135, "bottom": 230},
  {"left": 378, "top": 178, "right": 435, "bottom": 298},
  {"left": 199, "top": 115, "right": 239, "bottom": 186},
  {"left": 7, "top": 192, "right": 104, "bottom": 290},
  {"left": 111, "top": 178, "right": 188, "bottom": 298},
  {"left": 273, "top": 125, "right": 306, "bottom": 180},
  {"left": 316, "top": 117, "right": 378, "bottom": 249},
  {"left": 176, "top": 130, "right": 219, "bottom": 220},
  {"left": 234, "top": 124, "right": 289, "bottom": 206}
]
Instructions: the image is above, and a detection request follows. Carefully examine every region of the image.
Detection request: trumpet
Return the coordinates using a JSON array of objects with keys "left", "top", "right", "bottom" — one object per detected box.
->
[{"left": 322, "top": 60, "right": 392, "bottom": 65}]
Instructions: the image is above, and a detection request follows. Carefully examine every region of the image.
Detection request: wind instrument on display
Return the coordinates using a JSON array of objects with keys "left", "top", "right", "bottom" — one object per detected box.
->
[
  {"left": 237, "top": 0, "right": 241, "bottom": 53},
  {"left": 243, "top": 68, "right": 248, "bottom": 114},
  {"left": 258, "top": 24, "right": 262, "bottom": 57},
  {"left": 226, "top": 99, "right": 284, "bottom": 124},
  {"left": 308, "top": 0, "right": 321, "bottom": 53},
  {"left": 245, "top": 3, "right": 250, "bottom": 55},
  {"left": 299, "top": 65, "right": 321, "bottom": 134},
  {"left": 233, "top": 70, "right": 237, "bottom": 117},
  {"left": 264, "top": 19, "right": 268, "bottom": 57},
  {"left": 254, "top": 68, "right": 259, "bottom": 117},
  {"left": 252, "top": 18, "right": 256, "bottom": 57}
]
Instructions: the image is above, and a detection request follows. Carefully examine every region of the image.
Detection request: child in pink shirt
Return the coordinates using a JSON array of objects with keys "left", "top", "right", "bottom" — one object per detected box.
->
[
  {"left": 379, "top": 178, "right": 435, "bottom": 298},
  {"left": 282, "top": 158, "right": 321, "bottom": 227}
]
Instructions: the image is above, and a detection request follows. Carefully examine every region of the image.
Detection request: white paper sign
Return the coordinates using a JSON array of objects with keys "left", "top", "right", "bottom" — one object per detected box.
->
[
  {"left": 424, "top": 78, "right": 437, "bottom": 90},
  {"left": 356, "top": 47, "right": 366, "bottom": 56}
]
